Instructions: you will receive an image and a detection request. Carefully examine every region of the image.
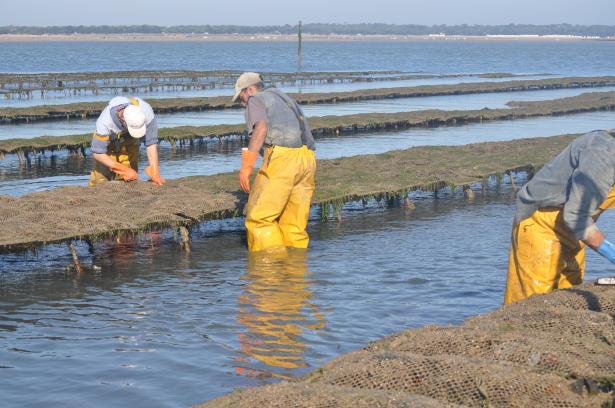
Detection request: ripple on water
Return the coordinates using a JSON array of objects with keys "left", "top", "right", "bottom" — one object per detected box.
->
[{"left": 2, "top": 187, "right": 615, "bottom": 406}]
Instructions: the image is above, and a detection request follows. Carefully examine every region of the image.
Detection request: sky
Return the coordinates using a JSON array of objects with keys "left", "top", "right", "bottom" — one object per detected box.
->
[{"left": 0, "top": 0, "right": 613, "bottom": 26}]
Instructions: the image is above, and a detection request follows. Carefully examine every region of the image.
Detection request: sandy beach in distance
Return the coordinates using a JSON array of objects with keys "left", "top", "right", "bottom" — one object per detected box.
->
[{"left": 0, "top": 33, "right": 613, "bottom": 42}]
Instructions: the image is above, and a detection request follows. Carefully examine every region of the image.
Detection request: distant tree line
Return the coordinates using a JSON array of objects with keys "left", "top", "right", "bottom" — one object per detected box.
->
[{"left": 1, "top": 23, "right": 614, "bottom": 37}]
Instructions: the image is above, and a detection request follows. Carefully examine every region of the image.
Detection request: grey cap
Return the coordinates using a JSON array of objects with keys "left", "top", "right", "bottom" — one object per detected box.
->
[{"left": 233, "top": 72, "right": 262, "bottom": 102}]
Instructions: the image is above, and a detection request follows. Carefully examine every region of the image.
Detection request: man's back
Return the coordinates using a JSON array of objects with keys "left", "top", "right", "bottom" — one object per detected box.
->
[{"left": 515, "top": 130, "right": 615, "bottom": 240}]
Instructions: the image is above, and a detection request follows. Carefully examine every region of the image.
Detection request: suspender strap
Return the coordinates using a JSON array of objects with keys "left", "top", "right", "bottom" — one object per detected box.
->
[{"left": 270, "top": 92, "right": 309, "bottom": 147}]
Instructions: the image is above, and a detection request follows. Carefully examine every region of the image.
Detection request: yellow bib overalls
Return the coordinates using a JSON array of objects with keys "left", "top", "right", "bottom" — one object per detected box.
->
[
  {"left": 504, "top": 186, "right": 615, "bottom": 304},
  {"left": 88, "top": 98, "right": 141, "bottom": 187}
]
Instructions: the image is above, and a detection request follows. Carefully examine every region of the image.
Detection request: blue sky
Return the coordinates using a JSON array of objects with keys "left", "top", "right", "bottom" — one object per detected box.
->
[{"left": 1, "top": 0, "right": 613, "bottom": 26}]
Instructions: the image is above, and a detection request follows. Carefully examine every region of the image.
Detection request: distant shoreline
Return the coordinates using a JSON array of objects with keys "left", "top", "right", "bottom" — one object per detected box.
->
[{"left": 1, "top": 33, "right": 613, "bottom": 42}]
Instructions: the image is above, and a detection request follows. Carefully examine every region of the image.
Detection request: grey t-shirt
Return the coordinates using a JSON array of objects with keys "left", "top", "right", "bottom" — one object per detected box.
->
[
  {"left": 245, "top": 97, "right": 267, "bottom": 135},
  {"left": 244, "top": 88, "right": 315, "bottom": 150},
  {"left": 515, "top": 130, "right": 615, "bottom": 240}
]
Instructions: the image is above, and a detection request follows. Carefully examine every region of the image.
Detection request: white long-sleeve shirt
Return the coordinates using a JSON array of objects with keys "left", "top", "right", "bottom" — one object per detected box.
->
[{"left": 91, "top": 96, "right": 158, "bottom": 154}]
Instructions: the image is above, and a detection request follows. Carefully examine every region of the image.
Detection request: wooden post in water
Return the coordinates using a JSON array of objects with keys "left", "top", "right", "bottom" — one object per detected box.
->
[
  {"left": 403, "top": 196, "right": 416, "bottom": 209},
  {"left": 179, "top": 226, "right": 191, "bottom": 253},
  {"left": 68, "top": 242, "right": 84, "bottom": 273},
  {"left": 334, "top": 206, "right": 342, "bottom": 222},
  {"left": 507, "top": 170, "right": 517, "bottom": 190},
  {"left": 464, "top": 186, "right": 476, "bottom": 200},
  {"left": 298, "top": 21, "right": 303, "bottom": 72}
]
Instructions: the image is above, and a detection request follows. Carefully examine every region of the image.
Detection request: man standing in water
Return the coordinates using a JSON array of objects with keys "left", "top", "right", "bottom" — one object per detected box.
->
[
  {"left": 234, "top": 72, "right": 316, "bottom": 252},
  {"left": 505, "top": 129, "right": 615, "bottom": 304},
  {"left": 89, "top": 96, "right": 165, "bottom": 187}
]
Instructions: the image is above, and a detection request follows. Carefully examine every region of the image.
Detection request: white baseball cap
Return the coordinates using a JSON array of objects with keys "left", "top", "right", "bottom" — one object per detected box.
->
[
  {"left": 123, "top": 105, "right": 147, "bottom": 138},
  {"left": 233, "top": 72, "right": 263, "bottom": 102}
]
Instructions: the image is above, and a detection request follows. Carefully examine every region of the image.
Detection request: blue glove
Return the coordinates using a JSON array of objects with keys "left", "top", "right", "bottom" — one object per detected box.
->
[{"left": 597, "top": 239, "right": 615, "bottom": 265}]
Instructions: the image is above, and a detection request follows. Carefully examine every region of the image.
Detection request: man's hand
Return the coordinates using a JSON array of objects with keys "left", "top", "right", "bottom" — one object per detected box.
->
[
  {"left": 145, "top": 144, "right": 165, "bottom": 186},
  {"left": 586, "top": 227, "right": 615, "bottom": 265},
  {"left": 145, "top": 165, "right": 165, "bottom": 186},
  {"left": 239, "top": 120, "right": 266, "bottom": 193},
  {"left": 240, "top": 148, "right": 259, "bottom": 193},
  {"left": 111, "top": 162, "right": 138, "bottom": 182},
  {"left": 584, "top": 227, "right": 606, "bottom": 251}
]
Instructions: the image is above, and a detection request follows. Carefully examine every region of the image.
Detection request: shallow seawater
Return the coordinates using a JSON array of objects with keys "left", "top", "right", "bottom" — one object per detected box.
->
[
  {"left": 2, "top": 184, "right": 615, "bottom": 407},
  {"left": 2, "top": 86, "right": 614, "bottom": 139},
  {"left": 2, "top": 38, "right": 615, "bottom": 407},
  {"left": 1, "top": 40, "right": 613, "bottom": 75},
  {"left": 0, "top": 74, "right": 554, "bottom": 108},
  {"left": 1, "top": 110, "right": 614, "bottom": 196}
]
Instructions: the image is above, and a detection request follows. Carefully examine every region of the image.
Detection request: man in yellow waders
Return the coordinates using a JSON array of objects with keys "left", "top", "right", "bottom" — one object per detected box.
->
[
  {"left": 233, "top": 73, "right": 316, "bottom": 252},
  {"left": 505, "top": 129, "right": 615, "bottom": 304},
  {"left": 89, "top": 96, "right": 165, "bottom": 187}
]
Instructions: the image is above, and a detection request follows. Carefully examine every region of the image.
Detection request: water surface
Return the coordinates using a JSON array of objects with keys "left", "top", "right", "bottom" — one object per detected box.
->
[
  {"left": 1, "top": 111, "right": 614, "bottom": 196},
  {"left": 2, "top": 37, "right": 615, "bottom": 408},
  {"left": 2, "top": 185, "right": 615, "bottom": 407},
  {"left": 1, "top": 40, "right": 613, "bottom": 75},
  {"left": 2, "top": 87, "right": 614, "bottom": 139},
  {"left": 0, "top": 74, "right": 554, "bottom": 108}
]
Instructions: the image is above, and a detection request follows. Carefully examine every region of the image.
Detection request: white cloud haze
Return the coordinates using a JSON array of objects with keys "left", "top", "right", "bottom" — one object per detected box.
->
[{"left": 0, "top": 0, "right": 613, "bottom": 26}]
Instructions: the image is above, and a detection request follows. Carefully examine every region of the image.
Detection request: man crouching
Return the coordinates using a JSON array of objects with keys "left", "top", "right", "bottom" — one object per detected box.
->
[{"left": 89, "top": 96, "right": 165, "bottom": 187}]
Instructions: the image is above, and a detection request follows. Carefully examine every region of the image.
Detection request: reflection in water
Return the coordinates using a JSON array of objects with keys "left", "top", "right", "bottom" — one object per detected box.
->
[
  {"left": 236, "top": 249, "right": 325, "bottom": 378},
  {"left": 3, "top": 186, "right": 615, "bottom": 405},
  {"left": 92, "top": 231, "right": 165, "bottom": 265}
]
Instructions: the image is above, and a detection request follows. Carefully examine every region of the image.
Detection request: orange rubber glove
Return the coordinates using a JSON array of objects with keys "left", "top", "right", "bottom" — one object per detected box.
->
[
  {"left": 145, "top": 163, "right": 165, "bottom": 186},
  {"left": 111, "top": 162, "right": 138, "bottom": 182},
  {"left": 239, "top": 148, "right": 259, "bottom": 193}
]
